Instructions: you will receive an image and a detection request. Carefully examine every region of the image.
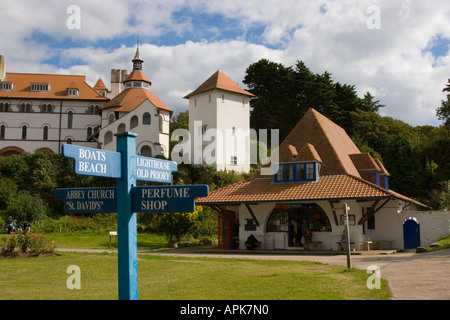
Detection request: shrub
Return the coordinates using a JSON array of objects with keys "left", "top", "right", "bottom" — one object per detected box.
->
[{"left": 0, "top": 233, "right": 56, "bottom": 255}]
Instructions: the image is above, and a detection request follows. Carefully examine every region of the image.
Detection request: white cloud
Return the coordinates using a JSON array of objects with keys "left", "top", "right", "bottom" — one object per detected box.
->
[{"left": 1, "top": 0, "right": 449, "bottom": 126}]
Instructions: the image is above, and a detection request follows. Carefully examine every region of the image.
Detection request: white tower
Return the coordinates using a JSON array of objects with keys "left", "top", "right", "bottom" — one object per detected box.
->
[{"left": 184, "top": 70, "right": 254, "bottom": 173}]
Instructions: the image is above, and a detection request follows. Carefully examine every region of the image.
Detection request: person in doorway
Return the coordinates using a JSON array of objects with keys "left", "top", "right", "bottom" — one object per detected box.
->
[
  {"left": 245, "top": 234, "right": 261, "bottom": 250},
  {"left": 303, "top": 227, "right": 312, "bottom": 250}
]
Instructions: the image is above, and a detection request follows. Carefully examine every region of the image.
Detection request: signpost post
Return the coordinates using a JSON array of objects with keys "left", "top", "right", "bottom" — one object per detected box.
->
[{"left": 55, "top": 132, "right": 208, "bottom": 300}]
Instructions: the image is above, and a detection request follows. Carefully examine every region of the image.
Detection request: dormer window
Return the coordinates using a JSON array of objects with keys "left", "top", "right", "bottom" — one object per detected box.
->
[
  {"left": 31, "top": 83, "right": 50, "bottom": 92},
  {"left": 274, "top": 162, "right": 321, "bottom": 183},
  {"left": 0, "top": 82, "right": 13, "bottom": 91},
  {"left": 67, "top": 88, "right": 79, "bottom": 96}
]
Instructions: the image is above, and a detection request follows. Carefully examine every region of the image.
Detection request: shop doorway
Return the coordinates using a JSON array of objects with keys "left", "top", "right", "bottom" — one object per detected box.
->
[
  {"left": 288, "top": 204, "right": 331, "bottom": 247},
  {"left": 218, "top": 211, "right": 238, "bottom": 249}
]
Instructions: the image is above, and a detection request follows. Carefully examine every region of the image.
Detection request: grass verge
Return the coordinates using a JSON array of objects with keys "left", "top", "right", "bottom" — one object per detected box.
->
[{"left": 0, "top": 251, "right": 391, "bottom": 300}]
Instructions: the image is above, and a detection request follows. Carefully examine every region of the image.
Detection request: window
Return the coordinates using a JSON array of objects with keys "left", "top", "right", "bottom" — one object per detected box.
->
[
  {"left": 230, "top": 156, "right": 237, "bottom": 165},
  {"left": 0, "top": 82, "right": 13, "bottom": 91},
  {"left": 40, "top": 104, "right": 53, "bottom": 113},
  {"left": 43, "top": 126, "right": 48, "bottom": 140},
  {"left": 0, "top": 125, "right": 5, "bottom": 139},
  {"left": 22, "top": 125, "right": 27, "bottom": 140},
  {"left": 20, "top": 103, "right": 32, "bottom": 112},
  {"left": 274, "top": 162, "right": 318, "bottom": 183},
  {"left": 143, "top": 112, "right": 151, "bottom": 125},
  {"left": 130, "top": 116, "right": 138, "bottom": 129},
  {"left": 0, "top": 102, "right": 9, "bottom": 111},
  {"left": 159, "top": 115, "right": 164, "bottom": 132},
  {"left": 141, "top": 146, "right": 152, "bottom": 157},
  {"left": 67, "top": 89, "right": 79, "bottom": 96},
  {"left": 266, "top": 205, "right": 289, "bottom": 232},
  {"left": 31, "top": 83, "right": 50, "bottom": 92},
  {"left": 108, "top": 113, "right": 115, "bottom": 125},
  {"left": 87, "top": 127, "right": 93, "bottom": 138},
  {"left": 67, "top": 111, "right": 73, "bottom": 129},
  {"left": 118, "top": 123, "right": 126, "bottom": 133},
  {"left": 66, "top": 138, "right": 73, "bottom": 144},
  {"left": 104, "top": 131, "right": 113, "bottom": 145}
]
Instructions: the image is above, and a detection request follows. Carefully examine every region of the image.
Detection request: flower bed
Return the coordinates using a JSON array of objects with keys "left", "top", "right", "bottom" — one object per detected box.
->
[{"left": 0, "top": 232, "right": 56, "bottom": 258}]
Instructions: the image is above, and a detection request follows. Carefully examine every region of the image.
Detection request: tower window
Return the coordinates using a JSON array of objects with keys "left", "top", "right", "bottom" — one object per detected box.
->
[
  {"left": 68, "top": 111, "right": 73, "bottom": 129},
  {"left": 22, "top": 125, "right": 27, "bottom": 140},
  {"left": 43, "top": 126, "right": 49, "bottom": 140},
  {"left": 143, "top": 112, "right": 151, "bottom": 125}
]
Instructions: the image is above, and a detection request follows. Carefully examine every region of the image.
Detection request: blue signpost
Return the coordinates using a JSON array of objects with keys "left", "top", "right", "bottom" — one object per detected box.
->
[
  {"left": 55, "top": 132, "right": 208, "bottom": 300},
  {"left": 132, "top": 185, "right": 208, "bottom": 213},
  {"left": 54, "top": 187, "right": 117, "bottom": 213}
]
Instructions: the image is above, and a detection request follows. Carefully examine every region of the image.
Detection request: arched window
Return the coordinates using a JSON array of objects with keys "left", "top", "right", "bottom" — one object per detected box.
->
[
  {"left": 130, "top": 116, "right": 138, "bottom": 129},
  {"left": 22, "top": 125, "right": 27, "bottom": 140},
  {"left": 0, "top": 125, "right": 5, "bottom": 139},
  {"left": 140, "top": 145, "right": 152, "bottom": 157},
  {"left": 43, "top": 126, "right": 48, "bottom": 140},
  {"left": 87, "top": 127, "right": 93, "bottom": 138},
  {"left": 66, "top": 138, "right": 73, "bottom": 144},
  {"left": 104, "top": 131, "right": 113, "bottom": 145},
  {"left": 68, "top": 111, "right": 73, "bottom": 129},
  {"left": 118, "top": 123, "right": 126, "bottom": 133},
  {"left": 159, "top": 115, "right": 164, "bottom": 132},
  {"left": 108, "top": 113, "right": 115, "bottom": 125},
  {"left": 143, "top": 112, "right": 151, "bottom": 125}
]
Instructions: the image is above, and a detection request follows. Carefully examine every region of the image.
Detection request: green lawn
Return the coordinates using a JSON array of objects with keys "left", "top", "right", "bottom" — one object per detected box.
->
[
  {"left": 0, "top": 251, "right": 390, "bottom": 300},
  {"left": 44, "top": 232, "right": 169, "bottom": 251},
  {"left": 0, "top": 232, "right": 391, "bottom": 300}
]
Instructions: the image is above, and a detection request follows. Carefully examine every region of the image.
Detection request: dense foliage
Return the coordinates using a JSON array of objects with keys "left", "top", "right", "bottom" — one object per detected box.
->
[{"left": 244, "top": 59, "right": 450, "bottom": 208}]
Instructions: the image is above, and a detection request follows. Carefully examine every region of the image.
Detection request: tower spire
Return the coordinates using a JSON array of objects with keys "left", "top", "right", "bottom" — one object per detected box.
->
[{"left": 132, "top": 31, "right": 143, "bottom": 71}]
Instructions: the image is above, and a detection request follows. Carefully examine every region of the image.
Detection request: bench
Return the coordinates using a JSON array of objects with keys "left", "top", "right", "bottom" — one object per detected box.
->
[
  {"left": 360, "top": 241, "right": 373, "bottom": 251},
  {"left": 109, "top": 231, "right": 117, "bottom": 247},
  {"left": 337, "top": 241, "right": 355, "bottom": 251},
  {"left": 309, "top": 241, "right": 323, "bottom": 251},
  {"left": 372, "top": 240, "right": 395, "bottom": 250}
]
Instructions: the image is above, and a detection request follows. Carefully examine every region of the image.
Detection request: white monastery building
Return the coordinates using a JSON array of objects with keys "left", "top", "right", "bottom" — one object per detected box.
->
[{"left": 0, "top": 43, "right": 173, "bottom": 159}]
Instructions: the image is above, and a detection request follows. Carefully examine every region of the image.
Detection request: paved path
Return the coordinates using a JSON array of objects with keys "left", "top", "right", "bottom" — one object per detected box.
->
[{"left": 58, "top": 247, "right": 450, "bottom": 300}]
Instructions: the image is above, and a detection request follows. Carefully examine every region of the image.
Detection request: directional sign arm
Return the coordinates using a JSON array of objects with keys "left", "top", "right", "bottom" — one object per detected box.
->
[
  {"left": 62, "top": 144, "right": 122, "bottom": 178},
  {"left": 131, "top": 185, "right": 209, "bottom": 213}
]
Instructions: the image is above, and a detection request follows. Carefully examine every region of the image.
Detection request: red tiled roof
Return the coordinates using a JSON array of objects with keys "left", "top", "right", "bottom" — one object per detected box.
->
[
  {"left": 124, "top": 70, "right": 151, "bottom": 84},
  {"left": 184, "top": 70, "right": 254, "bottom": 98},
  {"left": 0, "top": 73, "right": 108, "bottom": 101},
  {"left": 279, "top": 108, "right": 362, "bottom": 176},
  {"left": 195, "top": 174, "right": 426, "bottom": 207},
  {"left": 102, "top": 87, "right": 171, "bottom": 112},
  {"left": 94, "top": 78, "right": 108, "bottom": 90}
]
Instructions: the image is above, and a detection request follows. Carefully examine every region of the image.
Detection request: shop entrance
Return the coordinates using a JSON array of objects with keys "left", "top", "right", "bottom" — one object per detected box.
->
[
  {"left": 288, "top": 204, "right": 331, "bottom": 247},
  {"left": 218, "top": 211, "right": 238, "bottom": 249}
]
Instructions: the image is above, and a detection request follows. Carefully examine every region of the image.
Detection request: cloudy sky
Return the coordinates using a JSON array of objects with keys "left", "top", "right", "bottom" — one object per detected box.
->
[{"left": 1, "top": 0, "right": 449, "bottom": 126}]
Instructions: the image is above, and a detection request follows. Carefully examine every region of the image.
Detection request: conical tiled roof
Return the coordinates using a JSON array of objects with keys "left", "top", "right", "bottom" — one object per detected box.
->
[
  {"left": 279, "top": 108, "right": 361, "bottom": 176},
  {"left": 184, "top": 70, "right": 254, "bottom": 98}
]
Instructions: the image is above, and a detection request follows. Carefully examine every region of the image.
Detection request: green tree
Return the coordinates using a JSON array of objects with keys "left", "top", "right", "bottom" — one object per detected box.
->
[
  {"left": 6, "top": 190, "right": 48, "bottom": 222},
  {"left": 437, "top": 78, "right": 450, "bottom": 127}
]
